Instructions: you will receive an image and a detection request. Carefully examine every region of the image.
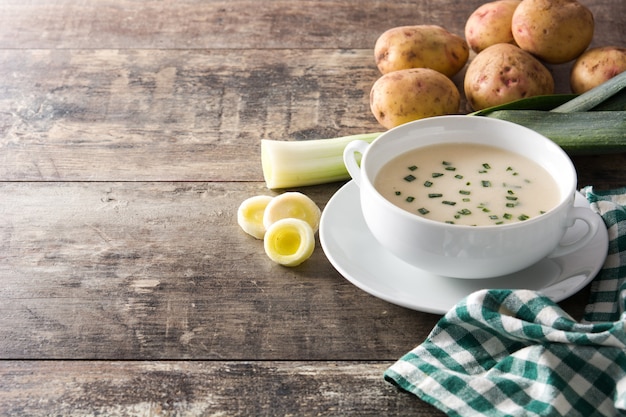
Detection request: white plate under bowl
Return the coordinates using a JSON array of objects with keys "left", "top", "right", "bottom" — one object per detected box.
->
[{"left": 320, "top": 181, "right": 608, "bottom": 314}]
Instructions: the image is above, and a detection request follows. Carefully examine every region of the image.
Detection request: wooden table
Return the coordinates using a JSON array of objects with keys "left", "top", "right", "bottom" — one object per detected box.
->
[{"left": 0, "top": 1, "right": 623, "bottom": 415}]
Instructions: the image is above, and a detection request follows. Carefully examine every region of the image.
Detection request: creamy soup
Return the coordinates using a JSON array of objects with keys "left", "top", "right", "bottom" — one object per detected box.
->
[{"left": 374, "top": 143, "right": 560, "bottom": 226}]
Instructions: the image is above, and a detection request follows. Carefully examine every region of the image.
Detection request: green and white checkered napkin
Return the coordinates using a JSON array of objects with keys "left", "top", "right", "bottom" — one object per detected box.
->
[{"left": 384, "top": 187, "right": 626, "bottom": 417}]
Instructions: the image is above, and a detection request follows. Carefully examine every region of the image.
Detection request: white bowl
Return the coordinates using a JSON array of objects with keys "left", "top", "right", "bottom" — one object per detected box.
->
[{"left": 343, "top": 116, "right": 598, "bottom": 278}]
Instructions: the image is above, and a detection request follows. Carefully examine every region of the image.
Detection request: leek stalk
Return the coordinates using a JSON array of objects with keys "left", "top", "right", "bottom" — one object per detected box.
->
[{"left": 261, "top": 132, "right": 381, "bottom": 189}]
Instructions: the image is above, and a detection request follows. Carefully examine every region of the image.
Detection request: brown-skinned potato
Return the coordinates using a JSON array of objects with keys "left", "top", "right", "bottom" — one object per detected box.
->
[
  {"left": 464, "top": 43, "right": 554, "bottom": 111},
  {"left": 570, "top": 46, "right": 626, "bottom": 93},
  {"left": 375, "top": 25, "right": 469, "bottom": 78},
  {"left": 370, "top": 68, "right": 461, "bottom": 129},
  {"left": 511, "top": 0, "right": 594, "bottom": 64},
  {"left": 465, "top": 0, "right": 522, "bottom": 53}
]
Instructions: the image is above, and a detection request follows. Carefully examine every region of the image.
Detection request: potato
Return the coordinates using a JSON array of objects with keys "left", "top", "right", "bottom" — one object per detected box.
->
[
  {"left": 511, "top": 0, "right": 594, "bottom": 64},
  {"left": 464, "top": 43, "right": 554, "bottom": 111},
  {"left": 375, "top": 25, "right": 469, "bottom": 78},
  {"left": 570, "top": 46, "right": 626, "bottom": 94},
  {"left": 465, "top": 0, "right": 522, "bottom": 53},
  {"left": 370, "top": 68, "right": 460, "bottom": 129}
]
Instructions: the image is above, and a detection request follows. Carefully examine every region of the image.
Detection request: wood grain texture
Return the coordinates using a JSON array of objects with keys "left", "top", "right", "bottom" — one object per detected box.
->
[
  {"left": 0, "top": 0, "right": 623, "bottom": 415},
  {"left": 0, "top": 181, "right": 442, "bottom": 360},
  {"left": 0, "top": 360, "right": 445, "bottom": 416}
]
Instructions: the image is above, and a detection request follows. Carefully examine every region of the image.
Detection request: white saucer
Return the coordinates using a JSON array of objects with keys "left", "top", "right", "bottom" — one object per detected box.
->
[{"left": 319, "top": 181, "right": 608, "bottom": 314}]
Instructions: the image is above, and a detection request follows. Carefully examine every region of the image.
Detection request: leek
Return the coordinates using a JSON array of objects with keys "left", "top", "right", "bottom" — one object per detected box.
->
[{"left": 261, "top": 132, "right": 381, "bottom": 189}]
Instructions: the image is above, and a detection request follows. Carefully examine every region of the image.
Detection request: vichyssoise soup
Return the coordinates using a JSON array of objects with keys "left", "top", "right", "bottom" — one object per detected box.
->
[{"left": 374, "top": 142, "right": 560, "bottom": 226}]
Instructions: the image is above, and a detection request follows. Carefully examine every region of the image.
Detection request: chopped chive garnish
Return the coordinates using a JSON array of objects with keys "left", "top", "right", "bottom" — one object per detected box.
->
[
  {"left": 445, "top": 221, "right": 455, "bottom": 224},
  {"left": 489, "top": 215, "right": 499, "bottom": 220},
  {"left": 503, "top": 213, "right": 513, "bottom": 220},
  {"left": 482, "top": 163, "right": 491, "bottom": 169},
  {"left": 458, "top": 209, "right": 471, "bottom": 215},
  {"left": 482, "top": 208, "right": 491, "bottom": 213},
  {"left": 506, "top": 167, "right": 513, "bottom": 171},
  {"left": 423, "top": 181, "right": 433, "bottom": 187},
  {"left": 428, "top": 193, "right": 443, "bottom": 198},
  {"left": 496, "top": 221, "right": 504, "bottom": 225},
  {"left": 455, "top": 174, "right": 464, "bottom": 179},
  {"left": 418, "top": 208, "right": 430, "bottom": 215},
  {"left": 482, "top": 180, "right": 491, "bottom": 187},
  {"left": 404, "top": 174, "right": 416, "bottom": 182},
  {"left": 518, "top": 214, "right": 530, "bottom": 221},
  {"left": 442, "top": 161, "right": 452, "bottom": 166},
  {"left": 408, "top": 165, "right": 418, "bottom": 171},
  {"left": 459, "top": 190, "right": 471, "bottom": 195},
  {"left": 506, "top": 196, "right": 518, "bottom": 201},
  {"left": 466, "top": 182, "right": 471, "bottom": 186},
  {"left": 506, "top": 203, "right": 517, "bottom": 208},
  {"left": 462, "top": 198, "right": 471, "bottom": 202},
  {"left": 395, "top": 191, "right": 401, "bottom": 196},
  {"left": 507, "top": 190, "right": 515, "bottom": 195},
  {"left": 432, "top": 172, "right": 444, "bottom": 178},
  {"left": 445, "top": 166, "right": 456, "bottom": 171},
  {"left": 479, "top": 170, "right": 488, "bottom": 174},
  {"left": 442, "top": 201, "right": 457, "bottom": 206},
  {"left": 405, "top": 196, "right": 415, "bottom": 202},
  {"left": 454, "top": 214, "right": 461, "bottom": 219}
]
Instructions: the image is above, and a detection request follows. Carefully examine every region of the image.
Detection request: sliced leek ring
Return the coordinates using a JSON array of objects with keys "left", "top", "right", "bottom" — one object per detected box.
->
[
  {"left": 263, "top": 218, "right": 315, "bottom": 267},
  {"left": 263, "top": 192, "right": 321, "bottom": 233},
  {"left": 237, "top": 195, "right": 274, "bottom": 239}
]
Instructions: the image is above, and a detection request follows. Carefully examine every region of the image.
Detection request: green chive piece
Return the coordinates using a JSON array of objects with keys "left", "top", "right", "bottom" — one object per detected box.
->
[
  {"left": 479, "top": 170, "right": 488, "bottom": 174},
  {"left": 503, "top": 213, "right": 513, "bottom": 220},
  {"left": 518, "top": 214, "right": 530, "bottom": 221},
  {"left": 418, "top": 208, "right": 430, "bottom": 215},
  {"left": 445, "top": 166, "right": 456, "bottom": 171},
  {"left": 442, "top": 201, "right": 457, "bottom": 206},
  {"left": 442, "top": 161, "right": 452, "bottom": 166},
  {"left": 506, "top": 196, "right": 518, "bottom": 201},
  {"left": 482, "top": 163, "right": 491, "bottom": 169},
  {"left": 408, "top": 165, "right": 418, "bottom": 171},
  {"left": 482, "top": 180, "right": 491, "bottom": 187},
  {"left": 445, "top": 221, "right": 455, "bottom": 224},
  {"left": 506, "top": 167, "right": 513, "bottom": 171},
  {"left": 462, "top": 198, "right": 471, "bottom": 202},
  {"left": 423, "top": 181, "right": 433, "bottom": 187},
  {"left": 507, "top": 190, "right": 515, "bottom": 195},
  {"left": 432, "top": 172, "right": 444, "bottom": 178},
  {"left": 506, "top": 202, "right": 517, "bottom": 208},
  {"left": 459, "top": 190, "right": 471, "bottom": 195},
  {"left": 406, "top": 196, "right": 415, "bottom": 202},
  {"left": 458, "top": 209, "right": 471, "bottom": 215},
  {"left": 455, "top": 174, "right": 464, "bottom": 179},
  {"left": 404, "top": 174, "right": 416, "bottom": 182},
  {"left": 395, "top": 191, "right": 401, "bottom": 196},
  {"left": 489, "top": 215, "right": 499, "bottom": 220},
  {"left": 428, "top": 193, "right": 443, "bottom": 198}
]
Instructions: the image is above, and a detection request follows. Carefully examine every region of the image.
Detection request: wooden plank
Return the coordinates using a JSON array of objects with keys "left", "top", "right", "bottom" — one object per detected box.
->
[
  {"left": 0, "top": 0, "right": 486, "bottom": 50},
  {"left": 0, "top": 360, "right": 445, "bottom": 416},
  {"left": 0, "top": 181, "right": 445, "bottom": 359},
  {"left": 1, "top": 0, "right": 622, "bottom": 50},
  {"left": 0, "top": 48, "right": 383, "bottom": 181}
]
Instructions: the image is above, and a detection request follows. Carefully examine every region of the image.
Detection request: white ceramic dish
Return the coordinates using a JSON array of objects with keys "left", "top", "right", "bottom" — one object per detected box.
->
[{"left": 320, "top": 181, "right": 608, "bottom": 314}]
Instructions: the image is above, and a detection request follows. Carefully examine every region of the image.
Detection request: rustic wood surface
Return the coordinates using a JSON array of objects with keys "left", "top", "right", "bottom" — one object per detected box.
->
[{"left": 0, "top": 0, "right": 623, "bottom": 415}]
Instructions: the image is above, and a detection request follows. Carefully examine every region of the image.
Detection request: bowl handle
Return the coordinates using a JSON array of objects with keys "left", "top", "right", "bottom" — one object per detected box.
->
[
  {"left": 343, "top": 140, "right": 370, "bottom": 187},
  {"left": 547, "top": 207, "right": 600, "bottom": 259}
]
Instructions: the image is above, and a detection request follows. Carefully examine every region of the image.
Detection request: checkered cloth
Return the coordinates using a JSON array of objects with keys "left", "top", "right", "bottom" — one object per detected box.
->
[{"left": 384, "top": 187, "right": 626, "bottom": 417}]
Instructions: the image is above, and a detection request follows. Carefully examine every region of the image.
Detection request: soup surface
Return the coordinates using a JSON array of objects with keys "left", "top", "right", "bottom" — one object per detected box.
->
[{"left": 374, "top": 143, "right": 560, "bottom": 226}]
